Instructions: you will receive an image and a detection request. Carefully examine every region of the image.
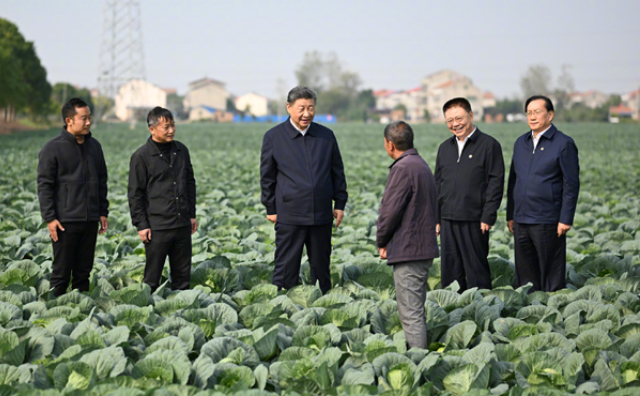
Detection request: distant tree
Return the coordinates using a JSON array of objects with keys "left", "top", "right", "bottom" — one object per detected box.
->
[
  {"left": 51, "top": 83, "right": 94, "bottom": 112},
  {"left": 394, "top": 103, "right": 408, "bottom": 115},
  {"left": 423, "top": 109, "right": 431, "bottom": 123},
  {"left": 0, "top": 18, "right": 51, "bottom": 122},
  {"left": 553, "top": 64, "right": 576, "bottom": 121},
  {"left": 495, "top": 97, "right": 523, "bottom": 115},
  {"left": 166, "top": 93, "right": 186, "bottom": 120},
  {"left": 295, "top": 51, "right": 326, "bottom": 92},
  {"left": 520, "top": 64, "right": 552, "bottom": 99},
  {"left": 226, "top": 97, "right": 237, "bottom": 112}
]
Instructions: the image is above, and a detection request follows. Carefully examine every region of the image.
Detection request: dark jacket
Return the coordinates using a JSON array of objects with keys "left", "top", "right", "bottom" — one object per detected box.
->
[
  {"left": 507, "top": 125, "right": 580, "bottom": 225},
  {"left": 377, "top": 149, "right": 439, "bottom": 264},
  {"left": 37, "top": 126, "right": 109, "bottom": 223},
  {"left": 128, "top": 137, "right": 196, "bottom": 231},
  {"left": 260, "top": 119, "right": 348, "bottom": 226},
  {"left": 434, "top": 128, "right": 505, "bottom": 225}
]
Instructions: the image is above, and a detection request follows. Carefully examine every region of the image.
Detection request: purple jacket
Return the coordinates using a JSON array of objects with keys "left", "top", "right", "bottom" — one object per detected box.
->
[{"left": 377, "top": 149, "right": 440, "bottom": 264}]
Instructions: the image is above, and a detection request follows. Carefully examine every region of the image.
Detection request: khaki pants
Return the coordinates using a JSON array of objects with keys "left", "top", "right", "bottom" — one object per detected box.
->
[{"left": 393, "top": 259, "right": 433, "bottom": 349}]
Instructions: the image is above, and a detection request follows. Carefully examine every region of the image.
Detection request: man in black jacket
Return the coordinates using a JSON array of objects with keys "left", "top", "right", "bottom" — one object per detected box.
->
[
  {"left": 128, "top": 107, "right": 197, "bottom": 292},
  {"left": 377, "top": 121, "right": 439, "bottom": 349},
  {"left": 260, "top": 86, "right": 348, "bottom": 294},
  {"left": 37, "top": 98, "right": 109, "bottom": 297},
  {"left": 435, "top": 97, "right": 504, "bottom": 291}
]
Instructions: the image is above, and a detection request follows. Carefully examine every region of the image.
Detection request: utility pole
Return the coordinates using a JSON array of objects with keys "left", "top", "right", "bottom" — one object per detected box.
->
[{"left": 96, "top": 0, "right": 146, "bottom": 124}]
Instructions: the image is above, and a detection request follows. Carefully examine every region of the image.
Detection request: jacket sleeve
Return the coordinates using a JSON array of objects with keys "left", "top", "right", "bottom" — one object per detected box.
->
[
  {"left": 98, "top": 145, "right": 109, "bottom": 217},
  {"left": 480, "top": 140, "right": 505, "bottom": 225},
  {"left": 434, "top": 146, "right": 442, "bottom": 224},
  {"left": 260, "top": 134, "right": 277, "bottom": 215},
  {"left": 37, "top": 145, "right": 57, "bottom": 223},
  {"left": 331, "top": 136, "right": 348, "bottom": 210},
  {"left": 376, "top": 167, "right": 412, "bottom": 248},
  {"left": 506, "top": 150, "right": 517, "bottom": 222},
  {"left": 185, "top": 147, "right": 197, "bottom": 218},
  {"left": 559, "top": 139, "right": 580, "bottom": 225},
  {"left": 128, "top": 153, "right": 150, "bottom": 231}
]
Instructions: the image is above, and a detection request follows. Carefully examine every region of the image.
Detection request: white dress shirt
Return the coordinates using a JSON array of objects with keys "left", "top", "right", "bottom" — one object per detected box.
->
[
  {"left": 457, "top": 127, "right": 477, "bottom": 160},
  {"left": 532, "top": 125, "right": 552, "bottom": 151},
  {"left": 290, "top": 118, "right": 309, "bottom": 136}
]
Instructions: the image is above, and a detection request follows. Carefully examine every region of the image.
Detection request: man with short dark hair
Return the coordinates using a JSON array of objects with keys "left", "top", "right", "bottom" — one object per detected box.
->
[
  {"left": 128, "top": 107, "right": 197, "bottom": 292},
  {"left": 377, "top": 121, "right": 439, "bottom": 349},
  {"left": 37, "top": 98, "right": 109, "bottom": 296},
  {"left": 260, "top": 86, "right": 348, "bottom": 294},
  {"left": 507, "top": 95, "right": 579, "bottom": 292},
  {"left": 435, "top": 97, "right": 504, "bottom": 291}
]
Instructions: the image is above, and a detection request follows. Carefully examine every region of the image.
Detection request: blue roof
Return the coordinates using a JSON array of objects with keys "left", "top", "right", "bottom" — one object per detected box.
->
[{"left": 200, "top": 106, "right": 217, "bottom": 113}]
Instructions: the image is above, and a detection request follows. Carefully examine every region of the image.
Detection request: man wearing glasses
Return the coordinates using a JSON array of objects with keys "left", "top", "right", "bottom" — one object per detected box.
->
[
  {"left": 435, "top": 97, "right": 505, "bottom": 291},
  {"left": 128, "top": 106, "right": 197, "bottom": 292},
  {"left": 507, "top": 95, "right": 580, "bottom": 292}
]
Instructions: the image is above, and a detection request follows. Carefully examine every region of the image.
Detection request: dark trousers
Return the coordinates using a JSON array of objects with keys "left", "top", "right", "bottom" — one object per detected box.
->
[
  {"left": 273, "top": 222, "right": 333, "bottom": 294},
  {"left": 51, "top": 221, "right": 98, "bottom": 297},
  {"left": 514, "top": 222, "right": 566, "bottom": 292},
  {"left": 144, "top": 225, "right": 192, "bottom": 292},
  {"left": 440, "top": 219, "right": 492, "bottom": 291}
]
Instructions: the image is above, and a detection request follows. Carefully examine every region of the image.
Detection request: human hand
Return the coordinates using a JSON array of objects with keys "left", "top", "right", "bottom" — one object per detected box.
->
[
  {"left": 435, "top": 223, "right": 440, "bottom": 236},
  {"left": 334, "top": 209, "right": 344, "bottom": 228},
  {"left": 481, "top": 222, "right": 491, "bottom": 234},
  {"left": 47, "top": 219, "right": 65, "bottom": 242},
  {"left": 99, "top": 216, "right": 108, "bottom": 234},
  {"left": 138, "top": 228, "right": 152, "bottom": 243},
  {"left": 191, "top": 218, "right": 198, "bottom": 234},
  {"left": 508, "top": 220, "right": 514, "bottom": 234},
  {"left": 558, "top": 223, "right": 571, "bottom": 237},
  {"left": 267, "top": 214, "right": 277, "bottom": 224},
  {"left": 378, "top": 247, "right": 387, "bottom": 260}
]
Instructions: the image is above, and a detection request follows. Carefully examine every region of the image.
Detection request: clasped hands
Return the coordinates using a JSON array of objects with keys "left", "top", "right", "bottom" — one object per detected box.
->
[{"left": 267, "top": 209, "right": 345, "bottom": 228}]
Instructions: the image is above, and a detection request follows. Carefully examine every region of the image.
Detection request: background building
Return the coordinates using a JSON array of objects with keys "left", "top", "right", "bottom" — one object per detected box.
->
[
  {"left": 114, "top": 79, "right": 167, "bottom": 122},
  {"left": 235, "top": 93, "right": 268, "bottom": 117},
  {"left": 184, "top": 77, "right": 230, "bottom": 121}
]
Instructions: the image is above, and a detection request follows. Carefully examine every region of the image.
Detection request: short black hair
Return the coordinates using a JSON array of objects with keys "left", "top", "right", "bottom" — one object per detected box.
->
[
  {"left": 384, "top": 121, "right": 414, "bottom": 151},
  {"left": 525, "top": 95, "right": 554, "bottom": 113},
  {"left": 61, "top": 98, "right": 89, "bottom": 123},
  {"left": 442, "top": 97, "right": 472, "bottom": 114},
  {"left": 147, "top": 106, "right": 174, "bottom": 127},
  {"left": 287, "top": 86, "right": 317, "bottom": 104}
]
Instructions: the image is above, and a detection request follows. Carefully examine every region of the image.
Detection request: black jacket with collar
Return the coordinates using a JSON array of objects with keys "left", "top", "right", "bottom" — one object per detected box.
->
[
  {"left": 434, "top": 128, "right": 505, "bottom": 225},
  {"left": 128, "top": 137, "right": 196, "bottom": 231},
  {"left": 37, "top": 126, "right": 109, "bottom": 223},
  {"left": 260, "top": 119, "right": 348, "bottom": 226}
]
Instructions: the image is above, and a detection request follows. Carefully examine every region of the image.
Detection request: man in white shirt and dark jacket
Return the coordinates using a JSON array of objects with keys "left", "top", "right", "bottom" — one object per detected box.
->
[
  {"left": 37, "top": 98, "right": 109, "bottom": 297},
  {"left": 435, "top": 97, "right": 505, "bottom": 291},
  {"left": 128, "top": 107, "right": 197, "bottom": 292},
  {"left": 260, "top": 86, "right": 348, "bottom": 294},
  {"left": 507, "top": 95, "right": 579, "bottom": 292},
  {"left": 377, "top": 121, "right": 439, "bottom": 350}
]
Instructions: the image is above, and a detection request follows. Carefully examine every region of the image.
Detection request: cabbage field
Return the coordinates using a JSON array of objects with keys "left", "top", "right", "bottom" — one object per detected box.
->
[{"left": 0, "top": 122, "right": 639, "bottom": 396}]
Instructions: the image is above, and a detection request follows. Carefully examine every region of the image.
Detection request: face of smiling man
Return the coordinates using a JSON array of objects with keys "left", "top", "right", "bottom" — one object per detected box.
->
[
  {"left": 286, "top": 98, "right": 315, "bottom": 131},
  {"left": 444, "top": 106, "right": 474, "bottom": 141}
]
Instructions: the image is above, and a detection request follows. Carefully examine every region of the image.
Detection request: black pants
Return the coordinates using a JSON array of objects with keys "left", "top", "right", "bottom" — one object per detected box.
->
[
  {"left": 514, "top": 222, "right": 566, "bottom": 292},
  {"left": 144, "top": 225, "right": 192, "bottom": 292},
  {"left": 273, "top": 222, "right": 333, "bottom": 294},
  {"left": 51, "top": 221, "right": 98, "bottom": 297},
  {"left": 440, "top": 219, "right": 492, "bottom": 291}
]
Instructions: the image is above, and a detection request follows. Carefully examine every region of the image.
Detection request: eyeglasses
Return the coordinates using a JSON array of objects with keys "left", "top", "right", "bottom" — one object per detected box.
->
[{"left": 526, "top": 109, "right": 546, "bottom": 117}]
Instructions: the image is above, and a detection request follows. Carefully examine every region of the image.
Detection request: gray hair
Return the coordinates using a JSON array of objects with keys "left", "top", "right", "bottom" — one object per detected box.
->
[
  {"left": 287, "top": 86, "right": 317, "bottom": 104},
  {"left": 384, "top": 121, "right": 414, "bottom": 151}
]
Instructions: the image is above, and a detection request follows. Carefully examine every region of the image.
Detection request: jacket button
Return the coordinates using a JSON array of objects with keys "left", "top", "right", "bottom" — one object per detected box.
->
[
  {"left": 178, "top": 213, "right": 180, "bottom": 216},
  {"left": 173, "top": 182, "right": 176, "bottom": 184},
  {"left": 160, "top": 154, "right": 162, "bottom": 157},
  {"left": 176, "top": 197, "right": 179, "bottom": 200}
]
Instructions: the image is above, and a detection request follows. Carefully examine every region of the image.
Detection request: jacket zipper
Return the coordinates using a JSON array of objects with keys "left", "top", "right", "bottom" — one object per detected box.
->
[
  {"left": 523, "top": 141, "right": 536, "bottom": 217},
  {"left": 301, "top": 135, "right": 315, "bottom": 218}
]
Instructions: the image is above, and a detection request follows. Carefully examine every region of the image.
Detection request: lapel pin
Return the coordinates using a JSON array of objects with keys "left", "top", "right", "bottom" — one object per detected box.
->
[
  {"left": 541, "top": 147, "right": 544, "bottom": 151},
  {"left": 469, "top": 154, "right": 473, "bottom": 159}
]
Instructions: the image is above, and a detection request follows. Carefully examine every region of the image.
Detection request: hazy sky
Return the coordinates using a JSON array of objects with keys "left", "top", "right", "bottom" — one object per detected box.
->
[{"left": 2, "top": 0, "right": 639, "bottom": 99}]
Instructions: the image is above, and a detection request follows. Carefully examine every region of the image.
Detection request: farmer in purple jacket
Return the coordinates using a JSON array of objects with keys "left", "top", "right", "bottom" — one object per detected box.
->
[{"left": 377, "top": 121, "right": 439, "bottom": 349}]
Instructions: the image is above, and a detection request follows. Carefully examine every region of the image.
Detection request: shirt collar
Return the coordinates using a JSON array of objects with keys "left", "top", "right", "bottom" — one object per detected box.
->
[
  {"left": 458, "top": 127, "right": 477, "bottom": 143},
  {"left": 532, "top": 124, "right": 552, "bottom": 140},
  {"left": 290, "top": 118, "right": 309, "bottom": 134},
  {"left": 61, "top": 125, "right": 92, "bottom": 143},
  {"left": 146, "top": 136, "right": 179, "bottom": 156}
]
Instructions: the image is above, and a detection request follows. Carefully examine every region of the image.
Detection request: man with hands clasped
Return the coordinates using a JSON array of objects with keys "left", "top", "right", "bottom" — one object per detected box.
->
[{"left": 128, "top": 107, "right": 197, "bottom": 292}]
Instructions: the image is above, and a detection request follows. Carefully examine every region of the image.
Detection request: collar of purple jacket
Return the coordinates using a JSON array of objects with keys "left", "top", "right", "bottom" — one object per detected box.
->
[{"left": 389, "top": 148, "right": 419, "bottom": 168}]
